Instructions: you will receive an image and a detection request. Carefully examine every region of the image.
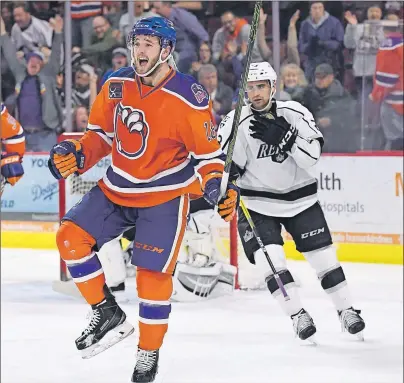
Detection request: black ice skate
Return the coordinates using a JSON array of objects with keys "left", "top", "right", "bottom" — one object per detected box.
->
[
  {"left": 338, "top": 307, "right": 365, "bottom": 340},
  {"left": 131, "top": 348, "right": 159, "bottom": 382},
  {"left": 75, "top": 287, "right": 134, "bottom": 359},
  {"left": 291, "top": 308, "right": 317, "bottom": 342}
]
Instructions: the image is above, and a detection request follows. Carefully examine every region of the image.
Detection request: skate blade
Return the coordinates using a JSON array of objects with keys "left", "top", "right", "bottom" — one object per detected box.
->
[
  {"left": 81, "top": 321, "right": 134, "bottom": 359},
  {"left": 306, "top": 334, "right": 318, "bottom": 345},
  {"left": 355, "top": 330, "right": 365, "bottom": 341}
]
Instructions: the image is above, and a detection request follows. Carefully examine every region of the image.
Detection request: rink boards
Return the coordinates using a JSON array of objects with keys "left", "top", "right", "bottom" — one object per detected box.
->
[{"left": 1, "top": 153, "right": 403, "bottom": 265}]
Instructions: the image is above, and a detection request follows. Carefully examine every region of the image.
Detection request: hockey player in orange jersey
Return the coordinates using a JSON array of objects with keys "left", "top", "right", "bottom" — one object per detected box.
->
[
  {"left": 1, "top": 103, "right": 25, "bottom": 194},
  {"left": 48, "top": 17, "right": 239, "bottom": 382}
]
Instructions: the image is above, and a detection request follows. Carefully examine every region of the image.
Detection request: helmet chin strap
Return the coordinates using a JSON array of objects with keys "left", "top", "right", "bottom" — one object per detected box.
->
[{"left": 132, "top": 48, "right": 172, "bottom": 78}]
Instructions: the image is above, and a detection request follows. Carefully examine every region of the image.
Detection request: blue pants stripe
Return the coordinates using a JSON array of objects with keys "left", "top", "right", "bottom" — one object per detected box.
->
[
  {"left": 68, "top": 254, "right": 102, "bottom": 279},
  {"left": 139, "top": 302, "right": 171, "bottom": 320}
]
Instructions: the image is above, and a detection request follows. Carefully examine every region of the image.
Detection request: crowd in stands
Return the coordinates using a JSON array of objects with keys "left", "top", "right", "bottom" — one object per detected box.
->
[{"left": 0, "top": 1, "right": 403, "bottom": 153}]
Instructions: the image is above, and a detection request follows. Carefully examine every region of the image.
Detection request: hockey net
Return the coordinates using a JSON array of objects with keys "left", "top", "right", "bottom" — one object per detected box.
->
[{"left": 58, "top": 133, "right": 262, "bottom": 289}]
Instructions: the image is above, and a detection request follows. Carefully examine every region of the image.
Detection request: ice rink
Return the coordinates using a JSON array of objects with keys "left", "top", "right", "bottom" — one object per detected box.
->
[{"left": 1, "top": 248, "right": 403, "bottom": 383}]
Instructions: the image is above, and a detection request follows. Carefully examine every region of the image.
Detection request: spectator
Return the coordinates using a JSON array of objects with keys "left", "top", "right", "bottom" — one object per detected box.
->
[
  {"left": 72, "top": 16, "right": 120, "bottom": 73},
  {"left": 171, "top": 1, "right": 207, "bottom": 20},
  {"left": 11, "top": 3, "right": 53, "bottom": 57},
  {"left": 370, "top": 21, "right": 403, "bottom": 150},
  {"left": 302, "top": 63, "right": 358, "bottom": 153},
  {"left": 102, "top": 2, "right": 124, "bottom": 30},
  {"left": 72, "top": 64, "right": 98, "bottom": 109},
  {"left": 198, "top": 64, "right": 233, "bottom": 124},
  {"left": 212, "top": 10, "right": 262, "bottom": 64},
  {"left": 286, "top": 10, "right": 301, "bottom": 66},
  {"left": 280, "top": 63, "right": 308, "bottom": 102},
  {"left": 72, "top": 105, "right": 89, "bottom": 132},
  {"left": 71, "top": 1, "right": 102, "bottom": 48},
  {"left": 257, "top": 9, "right": 301, "bottom": 66},
  {"left": 189, "top": 42, "right": 213, "bottom": 79},
  {"left": 1, "top": 2, "right": 13, "bottom": 33},
  {"left": 298, "top": 1, "right": 344, "bottom": 83},
  {"left": 0, "top": 5, "right": 15, "bottom": 101},
  {"left": 344, "top": 5, "right": 384, "bottom": 99},
  {"left": 152, "top": 1, "right": 209, "bottom": 73},
  {"left": 385, "top": 13, "right": 400, "bottom": 21},
  {"left": 119, "top": 1, "right": 156, "bottom": 44},
  {"left": 101, "top": 47, "right": 129, "bottom": 86},
  {"left": 0, "top": 15, "right": 64, "bottom": 151},
  {"left": 29, "top": 2, "right": 57, "bottom": 22}
]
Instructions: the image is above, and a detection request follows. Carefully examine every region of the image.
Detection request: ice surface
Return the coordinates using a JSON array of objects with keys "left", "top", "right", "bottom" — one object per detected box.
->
[{"left": 1, "top": 248, "right": 403, "bottom": 383}]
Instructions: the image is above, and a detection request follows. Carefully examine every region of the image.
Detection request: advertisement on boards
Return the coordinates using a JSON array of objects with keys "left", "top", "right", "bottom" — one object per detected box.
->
[
  {"left": 310, "top": 156, "right": 403, "bottom": 245},
  {"left": 1, "top": 154, "right": 59, "bottom": 214},
  {"left": 2, "top": 154, "right": 403, "bottom": 248}
]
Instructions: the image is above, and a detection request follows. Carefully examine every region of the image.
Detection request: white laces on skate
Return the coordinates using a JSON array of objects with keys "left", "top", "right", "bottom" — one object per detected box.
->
[
  {"left": 83, "top": 309, "right": 101, "bottom": 335},
  {"left": 292, "top": 309, "right": 312, "bottom": 336},
  {"left": 135, "top": 349, "right": 157, "bottom": 373},
  {"left": 339, "top": 308, "right": 361, "bottom": 332}
]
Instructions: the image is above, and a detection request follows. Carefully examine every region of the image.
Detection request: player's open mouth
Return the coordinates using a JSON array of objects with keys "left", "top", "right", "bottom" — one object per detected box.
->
[{"left": 138, "top": 58, "right": 148, "bottom": 67}]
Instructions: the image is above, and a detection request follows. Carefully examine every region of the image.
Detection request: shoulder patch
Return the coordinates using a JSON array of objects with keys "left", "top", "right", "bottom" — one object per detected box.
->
[
  {"left": 164, "top": 72, "right": 210, "bottom": 109},
  {"left": 191, "top": 83, "right": 208, "bottom": 104},
  {"left": 108, "top": 81, "right": 123, "bottom": 99}
]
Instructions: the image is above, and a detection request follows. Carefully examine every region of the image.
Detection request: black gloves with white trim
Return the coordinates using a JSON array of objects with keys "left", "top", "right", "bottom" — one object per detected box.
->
[{"left": 249, "top": 112, "right": 297, "bottom": 153}]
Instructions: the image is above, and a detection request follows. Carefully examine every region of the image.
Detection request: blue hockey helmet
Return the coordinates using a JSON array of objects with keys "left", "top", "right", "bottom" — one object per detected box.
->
[{"left": 127, "top": 16, "right": 176, "bottom": 51}]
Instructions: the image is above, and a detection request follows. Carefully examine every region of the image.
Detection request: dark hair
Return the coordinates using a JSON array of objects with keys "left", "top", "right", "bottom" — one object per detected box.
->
[
  {"left": 309, "top": 1, "right": 324, "bottom": 9},
  {"left": 221, "top": 10, "right": 235, "bottom": 18},
  {"left": 13, "top": 2, "right": 30, "bottom": 13}
]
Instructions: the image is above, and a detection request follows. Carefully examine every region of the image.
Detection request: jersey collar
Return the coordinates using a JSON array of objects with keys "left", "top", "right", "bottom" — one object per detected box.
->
[{"left": 135, "top": 67, "right": 175, "bottom": 99}]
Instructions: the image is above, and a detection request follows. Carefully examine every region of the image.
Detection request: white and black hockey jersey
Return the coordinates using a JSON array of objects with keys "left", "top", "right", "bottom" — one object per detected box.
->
[{"left": 219, "top": 100, "right": 323, "bottom": 217}]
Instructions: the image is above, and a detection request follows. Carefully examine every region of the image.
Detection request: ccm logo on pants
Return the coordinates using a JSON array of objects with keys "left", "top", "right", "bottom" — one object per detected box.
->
[{"left": 301, "top": 227, "right": 325, "bottom": 239}]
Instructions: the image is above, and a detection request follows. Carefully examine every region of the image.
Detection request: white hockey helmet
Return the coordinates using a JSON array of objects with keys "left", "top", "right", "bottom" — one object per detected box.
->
[{"left": 247, "top": 62, "right": 277, "bottom": 87}]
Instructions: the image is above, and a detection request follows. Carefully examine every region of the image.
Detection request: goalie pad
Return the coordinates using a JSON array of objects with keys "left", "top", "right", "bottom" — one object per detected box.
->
[
  {"left": 172, "top": 262, "right": 237, "bottom": 302},
  {"left": 97, "top": 237, "right": 127, "bottom": 288},
  {"left": 178, "top": 209, "right": 217, "bottom": 267}
]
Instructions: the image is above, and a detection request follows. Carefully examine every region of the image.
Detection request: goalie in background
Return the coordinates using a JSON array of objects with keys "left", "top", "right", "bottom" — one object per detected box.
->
[
  {"left": 219, "top": 62, "right": 365, "bottom": 342},
  {"left": 1, "top": 103, "right": 25, "bottom": 195},
  {"left": 115, "top": 199, "right": 238, "bottom": 303}
]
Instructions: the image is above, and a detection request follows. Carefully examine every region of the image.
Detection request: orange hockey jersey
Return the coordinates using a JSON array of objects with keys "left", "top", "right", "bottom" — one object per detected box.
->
[
  {"left": 371, "top": 33, "right": 403, "bottom": 115},
  {"left": 79, "top": 67, "right": 225, "bottom": 207},
  {"left": 1, "top": 103, "right": 26, "bottom": 156}
]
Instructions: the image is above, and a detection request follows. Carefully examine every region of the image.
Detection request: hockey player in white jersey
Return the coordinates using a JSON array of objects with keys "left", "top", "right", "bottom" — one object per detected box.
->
[{"left": 219, "top": 62, "right": 365, "bottom": 341}]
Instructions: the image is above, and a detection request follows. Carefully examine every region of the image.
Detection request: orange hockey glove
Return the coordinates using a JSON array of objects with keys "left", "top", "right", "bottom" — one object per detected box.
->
[
  {"left": 203, "top": 175, "right": 240, "bottom": 222},
  {"left": 48, "top": 139, "right": 85, "bottom": 179},
  {"left": 1, "top": 152, "right": 24, "bottom": 186},
  {"left": 217, "top": 184, "right": 240, "bottom": 222}
]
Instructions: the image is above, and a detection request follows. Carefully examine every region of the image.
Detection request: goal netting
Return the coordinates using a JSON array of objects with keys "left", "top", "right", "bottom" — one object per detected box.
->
[{"left": 58, "top": 133, "right": 264, "bottom": 289}]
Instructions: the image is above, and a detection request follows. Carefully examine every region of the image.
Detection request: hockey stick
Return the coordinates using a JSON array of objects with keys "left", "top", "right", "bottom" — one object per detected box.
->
[
  {"left": 219, "top": 0, "right": 262, "bottom": 197},
  {"left": 0, "top": 177, "right": 7, "bottom": 197},
  {"left": 239, "top": 197, "right": 290, "bottom": 301}
]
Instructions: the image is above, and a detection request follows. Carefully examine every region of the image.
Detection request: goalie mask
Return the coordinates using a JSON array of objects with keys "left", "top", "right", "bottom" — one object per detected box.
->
[{"left": 245, "top": 62, "right": 277, "bottom": 112}]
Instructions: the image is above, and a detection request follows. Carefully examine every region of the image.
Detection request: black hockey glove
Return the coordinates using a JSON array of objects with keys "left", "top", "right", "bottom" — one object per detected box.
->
[{"left": 249, "top": 114, "right": 298, "bottom": 153}]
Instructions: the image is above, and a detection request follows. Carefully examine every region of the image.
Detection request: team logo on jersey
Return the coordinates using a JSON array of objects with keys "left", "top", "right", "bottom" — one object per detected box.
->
[
  {"left": 191, "top": 83, "right": 208, "bottom": 104},
  {"left": 114, "top": 103, "right": 149, "bottom": 159},
  {"left": 108, "top": 81, "right": 123, "bottom": 99},
  {"left": 243, "top": 229, "right": 253, "bottom": 242},
  {"left": 257, "top": 143, "right": 288, "bottom": 163}
]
